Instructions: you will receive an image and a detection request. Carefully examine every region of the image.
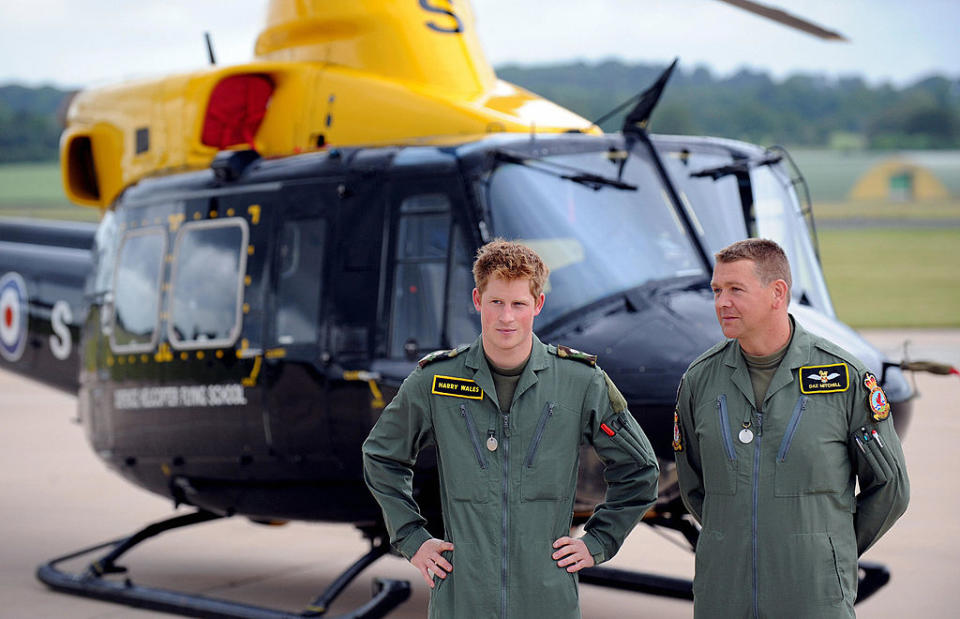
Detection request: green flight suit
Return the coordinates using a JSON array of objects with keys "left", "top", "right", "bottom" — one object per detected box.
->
[
  {"left": 674, "top": 318, "right": 909, "bottom": 618},
  {"left": 363, "top": 335, "right": 659, "bottom": 619}
]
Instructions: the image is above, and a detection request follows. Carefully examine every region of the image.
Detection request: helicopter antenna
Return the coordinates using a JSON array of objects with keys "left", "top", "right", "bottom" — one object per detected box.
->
[
  {"left": 586, "top": 58, "right": 679, "bottom": 133},
  {"left": 620, "top": 58, "right": 678, "bottom": 135},
  {"left": 612, "top": 59, "right": 679, "bottom": 182},
  {"left": 204, "top": 32, "right": 216, "bottom": 65}
]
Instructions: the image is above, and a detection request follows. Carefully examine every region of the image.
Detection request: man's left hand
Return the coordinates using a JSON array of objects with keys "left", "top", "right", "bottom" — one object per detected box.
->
[{"left": 552, "top": 536, "right": 595, "bottom": 573}]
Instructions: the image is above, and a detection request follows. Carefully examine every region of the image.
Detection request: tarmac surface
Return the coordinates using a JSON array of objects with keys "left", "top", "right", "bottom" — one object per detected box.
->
[{"left": 1, "top": 329, "right": 958, "bottom": 618}]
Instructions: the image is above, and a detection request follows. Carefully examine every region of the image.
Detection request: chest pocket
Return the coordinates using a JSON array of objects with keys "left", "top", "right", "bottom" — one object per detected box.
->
[
  {"left": 521, "top": 401, "right": 581, "bottom": 501},
  {"left": 435, "top": 402, "right": 493, "bottom": 503},
  {"left": 694, "top": 394, "right": 738, "bottom": 496},
  {"left": 774, "top": 395, "right": 851, "bottom": 497}
]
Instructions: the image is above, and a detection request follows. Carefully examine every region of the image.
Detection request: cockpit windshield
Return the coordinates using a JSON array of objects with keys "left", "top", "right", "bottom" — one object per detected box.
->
[
  {"left": 657, "top": 142, "right": 835, "bottom": 317},
  {"left": 485, "top": 148, "right": 706, "bottom": 327}
]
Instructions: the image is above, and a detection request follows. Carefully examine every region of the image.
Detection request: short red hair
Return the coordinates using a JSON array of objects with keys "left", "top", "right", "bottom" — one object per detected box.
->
[{"left": 472, "top": 239, "right": 549, "bottom": 298}]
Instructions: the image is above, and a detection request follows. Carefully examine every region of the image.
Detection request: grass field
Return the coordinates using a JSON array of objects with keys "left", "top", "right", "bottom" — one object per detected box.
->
[
  {"left": 813, "top": 198, "right": 960, "bottom": 221},
  {"left": 1, "top": 162, "right": 958, "bottom": 327},
  {"left": 0, "top": 162, "right": 101, "bottom": 222},
  {"left": 819, "top": 227, "right": 960, "bottom": 328},
  {"left": 0, "top": 162, "right": 67, "bottom": 205}
]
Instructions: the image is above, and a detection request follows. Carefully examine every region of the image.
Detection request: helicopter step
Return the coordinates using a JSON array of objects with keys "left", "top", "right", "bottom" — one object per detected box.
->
[{"left": 35, "top": 509, "right": 410, "bottom": 618}]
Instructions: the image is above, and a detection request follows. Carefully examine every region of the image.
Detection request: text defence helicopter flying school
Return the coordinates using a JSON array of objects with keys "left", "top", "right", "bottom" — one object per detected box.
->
[{"left": 1, "top": 1, "right": 956, "bottom": 617}]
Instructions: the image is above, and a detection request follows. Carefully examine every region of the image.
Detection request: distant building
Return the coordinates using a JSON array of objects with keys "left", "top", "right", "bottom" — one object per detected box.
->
[
  {"left": 787, "top": 150, "right": 960, "bottom": 203},
  {"left": 850, "top": 158, "right": 950, "bottom": 201}
]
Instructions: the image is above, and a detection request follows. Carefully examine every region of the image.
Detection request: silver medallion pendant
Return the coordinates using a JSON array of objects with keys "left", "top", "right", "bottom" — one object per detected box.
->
[
  {"left": 738, "top": 428, "right": 754, "bottom": 444},
  {"left": 486, "top": 436, "right": 499, "bottom": 451}
]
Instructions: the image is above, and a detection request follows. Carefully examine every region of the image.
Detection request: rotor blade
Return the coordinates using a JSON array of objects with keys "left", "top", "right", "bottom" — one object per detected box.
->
[{"left": 716, "top": 0, "right": 848, "bottom": 41}]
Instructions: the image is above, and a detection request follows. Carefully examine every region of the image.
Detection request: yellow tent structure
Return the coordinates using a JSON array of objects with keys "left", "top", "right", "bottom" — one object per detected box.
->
[{"left": 849, "top": 158, "right": 950, "bottom": 201}]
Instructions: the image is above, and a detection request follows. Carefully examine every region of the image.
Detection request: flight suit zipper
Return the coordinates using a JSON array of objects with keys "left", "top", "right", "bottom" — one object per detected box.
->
[
  {"left": 776, "top": 396, "right": 809, "bottom": 462},
  {"left": 459, "top": 404, "right": 487, "bottom": 469},
  {"left": 752, "top": 408, "right": 763, "bottom": 619},
  {"left": 501, "top": 411, "right": 511, "bottom": 619},
  {"left": 717, "top": 395, "right": 737, "bottom": 460},
  {"left": 525, "top": 402, "right": 555, "bottom": 467}
]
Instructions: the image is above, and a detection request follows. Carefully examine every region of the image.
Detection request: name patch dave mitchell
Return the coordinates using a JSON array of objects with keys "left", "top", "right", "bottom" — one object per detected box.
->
[
  {"left": 431, "top": 375, "right": 484, "bottom": 400},
  {"left": 799, "top": 363, "right": 849, "bottom": 394}
]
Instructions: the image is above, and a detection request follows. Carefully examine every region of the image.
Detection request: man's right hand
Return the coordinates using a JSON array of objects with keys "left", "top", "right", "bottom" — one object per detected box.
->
[{"left": 411, "top": 538, "right": 454, "bottom": 588}]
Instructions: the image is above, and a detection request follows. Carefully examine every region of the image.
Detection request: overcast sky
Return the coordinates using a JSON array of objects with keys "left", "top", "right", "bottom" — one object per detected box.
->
[{"left": 1, "top": 0, "right": 958, "bottom": 90}]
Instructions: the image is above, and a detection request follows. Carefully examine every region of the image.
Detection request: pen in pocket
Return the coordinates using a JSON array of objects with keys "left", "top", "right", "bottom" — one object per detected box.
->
[{"left": 854, "top": 436, "right": 866, "bottom": 453}]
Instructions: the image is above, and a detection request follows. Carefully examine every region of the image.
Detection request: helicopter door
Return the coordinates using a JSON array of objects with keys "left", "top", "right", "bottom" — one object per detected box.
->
[
  {"left": 384, "top": 180, "right": 479, "bottom": 362},
  {"left": 260, "top": 184, "right": 336, "bottom": 459}
]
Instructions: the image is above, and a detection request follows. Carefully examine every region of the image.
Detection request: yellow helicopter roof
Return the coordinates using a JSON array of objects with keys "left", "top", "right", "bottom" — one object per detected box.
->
[{"left": 61, "top": 0, "right": 599, "bottom": 209}]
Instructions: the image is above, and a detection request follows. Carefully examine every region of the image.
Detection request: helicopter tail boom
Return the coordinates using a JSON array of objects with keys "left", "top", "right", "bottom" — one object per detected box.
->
[{"left": 0, "top": 218, "right": 93, "bottom": 394}]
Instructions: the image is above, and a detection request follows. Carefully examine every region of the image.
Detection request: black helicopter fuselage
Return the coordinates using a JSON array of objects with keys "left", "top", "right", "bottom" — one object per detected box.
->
[{"left": 0, "top": 132, "right": 914, "bottom": 526}]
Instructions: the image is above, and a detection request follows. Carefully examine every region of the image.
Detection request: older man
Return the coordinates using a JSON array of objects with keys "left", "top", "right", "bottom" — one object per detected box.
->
[{"left": 674, "top": 238, "right": 909, "bottom": 618}]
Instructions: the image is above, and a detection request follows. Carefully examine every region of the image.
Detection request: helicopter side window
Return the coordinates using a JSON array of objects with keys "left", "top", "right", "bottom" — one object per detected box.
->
[
  {"left": 168, "top": 219, "right": 249, "bottom": 349},
  {"left": 110, "top": 227, "right": 167, "bottom": 353},
  {"left": 390, "top": 193, "right": 451, "bottom": 358},
  {"left": 275, "top": 218, "right": 327, "bottom": 346}
]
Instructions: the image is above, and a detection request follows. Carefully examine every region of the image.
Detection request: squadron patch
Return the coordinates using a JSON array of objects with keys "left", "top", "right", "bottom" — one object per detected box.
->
[
  {"left": 431, "top": 375, "right": 484, "bottom": 400},
  {"left": 556, "top": 344, "right": 597, "bottom": 367},
  {"left": 864, "top": 372, "right": 891, "bottom": 421},
  {"left": 799, "top": 363, "right": 849, "bottom": 394},
  {"left": 672, "top": 408, "right": 683, "bottom": 452}
]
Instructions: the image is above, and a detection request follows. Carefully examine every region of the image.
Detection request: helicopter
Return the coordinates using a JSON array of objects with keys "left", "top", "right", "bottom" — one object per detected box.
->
[{"left": 0, "top": 1, "right": 955, "bottom": 617}]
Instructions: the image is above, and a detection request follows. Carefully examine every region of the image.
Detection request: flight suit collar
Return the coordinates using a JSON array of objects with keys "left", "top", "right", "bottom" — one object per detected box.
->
[
  {"left": 464, "top": 335, "right": 550, "bottom": 411},
  {"left": 762, "top": 315, "right": 813, "bottom": 405},
  {"left": 513, "top": 336, "right": 550, "bottom": 406},
  {"left": 722, "top": 343, "right": 756, "bottom": 408},
  {"left": 722, "top": 314, "right": 810, "bottom": 409}
]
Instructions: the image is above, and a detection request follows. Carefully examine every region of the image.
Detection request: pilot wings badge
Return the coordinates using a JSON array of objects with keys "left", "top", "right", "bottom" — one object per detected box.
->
[
  {"left": 808, "top": 370, "right": 841, "bottom": 383},
  {"left": 799, "top": 363, "right": 849, "bottom": 394}
]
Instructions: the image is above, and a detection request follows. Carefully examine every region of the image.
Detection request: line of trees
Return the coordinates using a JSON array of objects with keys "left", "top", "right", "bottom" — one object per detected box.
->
[
  {"left": 499, "top": 61, "right": 960, "bottom": 150},
  {"left": 0, "top": 85, "right": 69, "bottom": 163},
  {"left": 2, "top": 63, "right": 959, "bottom": 163}
]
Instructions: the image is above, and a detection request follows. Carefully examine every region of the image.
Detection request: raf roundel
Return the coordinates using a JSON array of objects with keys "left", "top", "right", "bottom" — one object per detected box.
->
[{"left": 0, "top": 272, "right": 28, "bottom": 362}]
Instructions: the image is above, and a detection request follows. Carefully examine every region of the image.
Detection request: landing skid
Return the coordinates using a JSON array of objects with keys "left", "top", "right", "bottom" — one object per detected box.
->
[
  {"left": 579, "top": 514, "right": 891, "bottom": 605},
  {"left": 36, "top": 509, "right": 410, "bottom": 618}
]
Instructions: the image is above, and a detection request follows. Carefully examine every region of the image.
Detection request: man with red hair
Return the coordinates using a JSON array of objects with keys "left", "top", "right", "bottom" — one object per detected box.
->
[{"left": 363, "top": 239, "right": 659, "bottom": 618}]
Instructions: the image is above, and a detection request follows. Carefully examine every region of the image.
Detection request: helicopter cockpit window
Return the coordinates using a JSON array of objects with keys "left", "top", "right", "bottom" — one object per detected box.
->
[
  {"left": 752, "top": 164, "right": 835, "bottom": 316},
  {"left": 487, "top": 149, "right": 705, "bottom": 327},
  {"left": 275, "top": 218, "right": 326, "bottom": 346},
  {"left": 110, "top": 227, "right": 166, "bottom": 353},
  {"left": 658, "top": 149, "right": 746, "bottom": 252},
  {"left": 657, "top": 145, "right": 835, "bottom": 316},
  {"left": 168, "top": 219, "right": 249, "bottom": 349},
  {"left": 390, "top": 193, "right": 451, "bottom": 357}
]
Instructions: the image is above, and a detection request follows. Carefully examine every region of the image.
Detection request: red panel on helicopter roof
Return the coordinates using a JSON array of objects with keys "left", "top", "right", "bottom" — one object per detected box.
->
[{"left": 201, "top": 75, "right": 273, "bottom": 149}]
